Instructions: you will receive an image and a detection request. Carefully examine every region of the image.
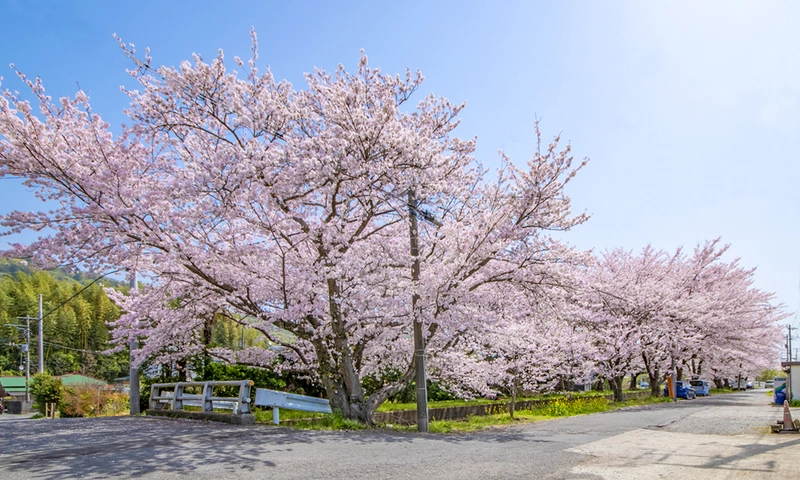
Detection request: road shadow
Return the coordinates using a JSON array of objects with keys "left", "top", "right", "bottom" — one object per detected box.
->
[{"left": 3, "top": 416, "right": 535, "bottom": 479}]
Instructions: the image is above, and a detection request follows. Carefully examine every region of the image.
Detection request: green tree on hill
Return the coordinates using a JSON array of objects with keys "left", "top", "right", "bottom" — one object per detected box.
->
[{"left": 0, "top": 259, "right": 128, "bottom": 381}]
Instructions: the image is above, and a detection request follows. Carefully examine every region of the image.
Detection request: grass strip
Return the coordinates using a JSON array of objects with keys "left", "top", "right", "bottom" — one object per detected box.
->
[
  {"left": 376, "top": 389, "right": 650, "bottom": 412},
  {"left": 262, "top": 394, "right": 672, "bottom": 432},
  {"left": 390, "top": 395, "right": 673, "bottom": 433}
]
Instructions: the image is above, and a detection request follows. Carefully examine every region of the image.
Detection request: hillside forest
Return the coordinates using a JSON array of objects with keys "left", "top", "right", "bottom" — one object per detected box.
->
[{"left": 0, "top": 258, "right": 266, "bottom": 382}]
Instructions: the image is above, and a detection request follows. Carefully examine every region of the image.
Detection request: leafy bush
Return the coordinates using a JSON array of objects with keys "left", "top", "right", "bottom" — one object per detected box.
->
[
  {"left": 30, "top": 372, "right": 63, "bottom": 406},
  {"left": 196, "top": 362, "right": 288, "bottom": 392},
  {"left": 59, "top": 384, "right": 128, "bottom": 417},
  {"left": 757, "top": 369, "right": 784, "bottom": 382},
  {"left": 362, "top": 369, "right": 458, "bottom": 403},
  {"left": 195, "top": 362, "right": 325, "bottom": 402}
]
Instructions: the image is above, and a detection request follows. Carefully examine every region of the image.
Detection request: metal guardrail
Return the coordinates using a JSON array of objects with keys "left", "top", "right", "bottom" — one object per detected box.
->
[
  {"left": 254, "top": 388, "right": 332, "bottom": 424},
  {"left": 149, "top": 380, "right": 253, "bottom": 415}
]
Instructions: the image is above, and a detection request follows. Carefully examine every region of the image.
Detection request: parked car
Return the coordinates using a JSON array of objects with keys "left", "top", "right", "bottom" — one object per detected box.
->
[
  {"left": 730, "top": 378, "right": 747, "bottom": 390},
  {"left": 689, "top": 379, "right": 711, "bottom": 396},
  {"left": 639, "top": 381, "right": 649, "bottom": 388},
  {"left": 745, "top": 381, "right": 753, "bottom": 389},
  {"left": 766, "top": 380, "right": 774, "bottom": 389},
  {"left": 663, "top": 381, "right": 697, "bottom": 399}
]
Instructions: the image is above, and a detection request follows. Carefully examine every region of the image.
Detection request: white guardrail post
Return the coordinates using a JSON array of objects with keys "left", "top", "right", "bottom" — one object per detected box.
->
[
  {"left": 254, "top": 388, "right": 332, "bottom": 425},
  {"left": 174, "top": 383, "right": 184, "bottom": 411},
  {"left": 202, "top": 382, "right": 213, "bottom": 412}
]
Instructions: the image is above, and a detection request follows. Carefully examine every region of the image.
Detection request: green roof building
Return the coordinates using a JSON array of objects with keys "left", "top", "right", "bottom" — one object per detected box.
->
[
  {"left": 1, "top": 374, "right": 108, "bottom": 398},
  {"left": 0, "top": 376, "right": 27, "bottom": 400},
  {"left": 57, "top": 374, "right": 108, "bottom": 387}
]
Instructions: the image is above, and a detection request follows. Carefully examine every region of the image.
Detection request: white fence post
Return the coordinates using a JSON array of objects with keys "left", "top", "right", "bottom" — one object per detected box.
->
[
  {"left": 203, "top": 382, "right": 213, "bottom": 412},
  {"left": 173, "top": 383, "right": 184, "bottom": 410}
]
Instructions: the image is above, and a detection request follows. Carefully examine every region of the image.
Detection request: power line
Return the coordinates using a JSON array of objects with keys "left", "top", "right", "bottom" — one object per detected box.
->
[
  {"left": 42, "top": 340, "right": 109, "bottom": 355},
  {"left": 39, "top": 268, "right": 123, "bottom": 321}
]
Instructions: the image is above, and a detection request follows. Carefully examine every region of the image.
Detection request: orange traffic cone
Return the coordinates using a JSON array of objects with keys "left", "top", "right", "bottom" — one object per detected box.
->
[{"left": 782, "top": 401, "right": 797, "bottom": 432}]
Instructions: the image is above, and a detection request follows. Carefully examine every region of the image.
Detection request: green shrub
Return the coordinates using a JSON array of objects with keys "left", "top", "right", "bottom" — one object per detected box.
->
[
  {"left": 59, "top": 384, "right": 128, "bottom": 417},
  {"left": 362, "top": 369, "right": 458, "bottom": 404},
  {"left": 195, "top": 362, "right": 288, "bottom": 393},
  {"left": 30, "top": 373, "right": 63, "bottom": 407}
]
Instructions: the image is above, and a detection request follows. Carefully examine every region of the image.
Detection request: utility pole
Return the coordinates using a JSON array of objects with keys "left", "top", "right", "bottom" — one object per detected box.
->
[
  {"left": 670, "top": 355, "right": 677, "bottom": 402},
  {"left": 38, "top": 294, "right": 44, "bottom": 373},
  {"left": 408, "top": 189, "right": 429, "bottom": 432},
  {"left": 23, "top": 316, "right": 31, "bottom": 403},
  {"left": 786, "top": 334, "right": 791, "bottom": 362},
  {"left": 789, "top": 325, "right": 793, "bottom": 362},
  {"left": 129, "top": 272, "right": 140, "bottom": 415}
]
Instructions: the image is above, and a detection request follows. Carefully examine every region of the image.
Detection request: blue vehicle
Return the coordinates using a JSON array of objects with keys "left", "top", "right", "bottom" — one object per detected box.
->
[
  {"left": 663, "top": 380, "right": 697, "bottom": 399},
  {"left": 689, "top": 379, "right": 711, "bottom": 396}
]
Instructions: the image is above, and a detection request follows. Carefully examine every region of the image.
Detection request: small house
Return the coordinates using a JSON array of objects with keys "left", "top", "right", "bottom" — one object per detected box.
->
[{"left": 0, "top": 376, "right": 28, "bottom": 401}]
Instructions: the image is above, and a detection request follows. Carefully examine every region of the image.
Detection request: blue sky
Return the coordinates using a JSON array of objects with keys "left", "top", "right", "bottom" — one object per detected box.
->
[{"left": 1, "top": 0, "right": 798, "bottom": 328}]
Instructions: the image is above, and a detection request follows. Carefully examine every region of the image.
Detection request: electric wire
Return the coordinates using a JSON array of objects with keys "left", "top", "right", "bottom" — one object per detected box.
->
[{"left": 39, "top": 268, "right": 124, "bottom": 321}]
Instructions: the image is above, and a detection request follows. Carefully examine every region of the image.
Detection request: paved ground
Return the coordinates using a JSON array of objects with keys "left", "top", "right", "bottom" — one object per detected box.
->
[
  {"left": 0, "top": 389, "right": 797, "bottom": 479},
  {"left": 567, "top": 390, "right": 800, "bottom": 479},
  {"left": 0, "top": 412, "right": 37, "bottom": 421}
]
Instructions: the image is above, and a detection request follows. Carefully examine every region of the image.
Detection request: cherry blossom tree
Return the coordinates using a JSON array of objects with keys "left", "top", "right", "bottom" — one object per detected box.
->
[
  {"left": 674, "top": 241, "right": 785, "bottom": 385},
  {"left": 0, "top": 33, "right": 589, "bottom": 424},
  {"left": 574, "top": 247, "right": 672, "bottom": 401},
  {"left": 580, "top": 240, "right": 786, "bottom": 400},
  {"left": 429, "top": 282, "right": 594, "bottom": 416}
]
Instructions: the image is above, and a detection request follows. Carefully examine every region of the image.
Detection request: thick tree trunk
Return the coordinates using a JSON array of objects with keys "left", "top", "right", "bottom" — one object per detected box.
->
[
  {"left": 610, "top": 375, "right": 625, "bottom": 402},
  {"left": 509, "top": 375, "right": 519, "bottom": 419},
  {"left": 593, "top": 377, "right": 605, "bottom": 392},
  {"left": 312, "top": 309, "right": 419, "bottom": 426},
  {"left": 641, "top": 352, "right": 665, "bottom": 397},
  {"left": 318, "top": 275, "right": 373, "bottom": 425},
  {"left": 629, "top": 372, "right": 644, "bottom": 390},
  {"left": 647, "top": 370, "right": 662, "bottom": 397},
  {"left": 650, "top": 378, "right": 662, "bottom": 397},
  {"left": 321, "top": 378, "right": 372, "bottom": 425}
]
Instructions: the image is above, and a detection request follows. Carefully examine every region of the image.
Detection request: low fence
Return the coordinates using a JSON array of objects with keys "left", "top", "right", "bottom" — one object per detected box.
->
[
  {"left": 146, "top": 380, "right": 255, "bottom": 425},
  {"left": 372, "top": 391, "right": 652, "bottom": 426}
]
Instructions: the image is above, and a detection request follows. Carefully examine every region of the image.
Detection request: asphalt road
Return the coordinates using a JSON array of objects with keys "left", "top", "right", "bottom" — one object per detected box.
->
[{"left": 0, "top": 389, "right": 797, "bottom": 479}]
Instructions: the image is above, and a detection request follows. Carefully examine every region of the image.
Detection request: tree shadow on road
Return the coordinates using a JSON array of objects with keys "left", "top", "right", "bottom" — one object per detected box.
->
[{"left": 2, "top": 416, "right": 518, "bottom": 479}]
